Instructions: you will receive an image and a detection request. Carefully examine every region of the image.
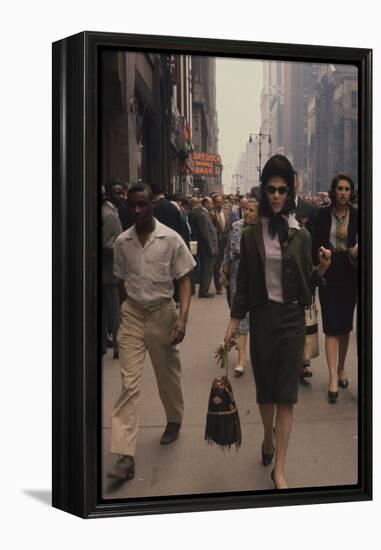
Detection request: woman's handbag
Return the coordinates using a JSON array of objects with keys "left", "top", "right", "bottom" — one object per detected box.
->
[
  {"left": 303, "top": 297, "right": 319, "bottom": 361},
  {"left": 205, "top": 345, "right": 242, "bottom": 450}
]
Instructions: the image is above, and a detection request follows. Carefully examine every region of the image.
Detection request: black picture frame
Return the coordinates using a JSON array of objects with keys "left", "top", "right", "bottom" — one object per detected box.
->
[{"left": 52, "top": 31, "right": 372, "bottom": 519}]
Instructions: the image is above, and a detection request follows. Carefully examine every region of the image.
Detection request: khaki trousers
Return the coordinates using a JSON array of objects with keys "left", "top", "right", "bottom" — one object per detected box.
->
[{"left": 110, "top": 298, "right": 184, "bottom": 456}]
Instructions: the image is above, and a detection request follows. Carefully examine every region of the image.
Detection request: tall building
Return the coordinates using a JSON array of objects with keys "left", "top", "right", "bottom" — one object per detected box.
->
[
  {"left": 246, "top": 139, "right": 259, "bottom": 192},
  {"left": 260, "top": 61, "right": 284, "bottom": 160},
  {"left": 191, "top": 56, "right": 222, "bottom": 194},
  {"left": 260, "top": 60, "right": 358, "bottom": 194},
  {"left": 307, "top": 64, "right": 358, "bottom": 193},
  {"left": 282, "top": 62, "right": 321, "bottom": 191},
  {"left": 100, "top": 51, "right": 194, "bottom": 194}
]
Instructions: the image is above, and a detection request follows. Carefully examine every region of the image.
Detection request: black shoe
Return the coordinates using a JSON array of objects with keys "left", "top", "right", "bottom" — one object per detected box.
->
[
  {"left": 338, "top": 379, "right": 349, "bottom": 389},
  {"left": 199, "top": 293, "right": 215, "bottom": 298},
  {"left": 328, "top": 390, "right": 339, "bottom": 404},
  {"left": 261, "top": 445, "right": 275, "bottom": 466},
  {"left": 299, "top": 368, "right": 313, "bottom": 386},
  {"left": 160, "top": 422, "right": 181, "bottom": 445},
  {"left": 300, "top": 367, "right": 313, "bottom": 379},
  {"left": 261, "top": 427, "right": 275, "bottom": 466},
  {"left": 107, "top": 455, "right": 135, "bottom": 481}
]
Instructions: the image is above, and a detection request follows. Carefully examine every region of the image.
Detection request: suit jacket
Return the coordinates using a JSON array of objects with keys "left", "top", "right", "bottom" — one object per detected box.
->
[
  {"left": 231, "top": 218, "right": 321, "bottom": 319},
  {"left": 188, "top": 208, "right": 201, "bottom": 242},
  {"left": 102, "top": 201, "right": 123, "bottom": 285},
  {"left": 312, "top": 206, "right": 358, "bottom": 285},
  {"left": 295, "top": 197, "right": 319, "bottom": 236},
  {"left": 153, "top": 197, "right": 182, "bottom": 235},
  {"left": 118, "top": 200, "right": 134, "bottom": 231},
  {"left": 211, "top": 208, "right": 231, "bottom": 238},
  {"left": 312, "top": 205, "right": 358, "bottom": 278},
  {"left": 197, "top": 208, "right": 218, "bottom": 256}
]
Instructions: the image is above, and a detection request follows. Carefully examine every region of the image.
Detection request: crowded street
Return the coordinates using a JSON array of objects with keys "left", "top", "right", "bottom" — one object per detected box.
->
[
  {"left": 102, "top": 287, "right": 357, "bottom": 499},
  {"left": 100, "top": 52, "right": 359, "bottom": 496}
]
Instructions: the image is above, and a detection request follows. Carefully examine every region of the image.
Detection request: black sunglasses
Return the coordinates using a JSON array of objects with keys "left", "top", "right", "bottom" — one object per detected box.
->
[{"left": 266, "top": 185, "right": 289, "bottom": 195}]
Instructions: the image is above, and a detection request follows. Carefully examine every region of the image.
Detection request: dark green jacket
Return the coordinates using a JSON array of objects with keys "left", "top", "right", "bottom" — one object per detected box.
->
[{"left": 231, "top": 218, "right": 322, "bottom": 319}]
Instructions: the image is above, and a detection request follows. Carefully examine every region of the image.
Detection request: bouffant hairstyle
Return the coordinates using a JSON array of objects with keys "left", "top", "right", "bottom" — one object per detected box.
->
[
  {"left": 329, "top": 173, "right": 356, "bottom": 206},
  {"left": 259, "top": 154, "right": 296, "bottom": 216}
]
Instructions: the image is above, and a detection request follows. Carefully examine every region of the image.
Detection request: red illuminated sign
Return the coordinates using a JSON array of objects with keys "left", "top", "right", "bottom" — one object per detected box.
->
[{"left": 192, "top": 152, "right": 222, "bottom": 176}]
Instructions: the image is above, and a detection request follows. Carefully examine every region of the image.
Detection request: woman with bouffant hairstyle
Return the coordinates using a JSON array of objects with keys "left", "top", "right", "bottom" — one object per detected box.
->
[
  {"left": 224, "top": 154, "right": 332, "bottom": 489},
  {"left": 313, "top": 173, "right": 358, "bottom": 404}
]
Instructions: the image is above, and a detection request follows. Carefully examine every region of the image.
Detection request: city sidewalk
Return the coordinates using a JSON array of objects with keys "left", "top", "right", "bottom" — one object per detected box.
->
[{"left": 102, "top": 289, "right": 358, "bottom": 499}]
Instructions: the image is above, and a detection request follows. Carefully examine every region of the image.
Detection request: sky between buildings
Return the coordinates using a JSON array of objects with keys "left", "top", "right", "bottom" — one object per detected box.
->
[{"left": 216, "top": 57, "right": 263, "bottom": 192}]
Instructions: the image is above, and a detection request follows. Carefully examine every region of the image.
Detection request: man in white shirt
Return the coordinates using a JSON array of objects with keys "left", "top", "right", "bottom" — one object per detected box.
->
[{"left": 107, "top": 183, "right": 195, "bottom": 482}]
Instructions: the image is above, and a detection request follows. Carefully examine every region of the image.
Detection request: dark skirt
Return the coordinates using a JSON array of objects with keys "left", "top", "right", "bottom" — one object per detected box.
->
[
  {"left": 249, "top": 301, "right": 305, "bottom": 405},
  {"left": 318, "top": 253, "right": 357, "bottom": 336}
]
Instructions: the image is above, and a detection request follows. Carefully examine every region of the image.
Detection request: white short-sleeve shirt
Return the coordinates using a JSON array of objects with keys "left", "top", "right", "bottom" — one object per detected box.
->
[{"left": 113, "top": 219, "right": 196, "bottom": 306}]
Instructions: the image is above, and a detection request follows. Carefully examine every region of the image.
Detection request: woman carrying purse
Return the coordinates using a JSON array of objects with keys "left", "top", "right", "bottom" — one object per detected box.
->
[{"left": 224, "top": 155, "right": 331, "bottom": 489}]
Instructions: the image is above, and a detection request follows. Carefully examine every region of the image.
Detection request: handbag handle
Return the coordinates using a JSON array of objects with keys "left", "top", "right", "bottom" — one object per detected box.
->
[{"left": 223, "top": 346, "right": 229, "bottom": 377}]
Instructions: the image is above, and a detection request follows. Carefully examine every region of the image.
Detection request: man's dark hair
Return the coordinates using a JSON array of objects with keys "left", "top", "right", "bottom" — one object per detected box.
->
[
  {"left": 150, "top": 183, "right": 163, "bottom": 196},
  {"left": 329, "top": 173, "right": 356, "bottom": 206},
  {"left": 201, "top": 197, "right": 210, "bottom": 208},
  {"left": 105, "top": 176, "right": 122, "bottom": 197},
  {"left": 127, "top": 182, "right": 154, "bottom": 201},
  {"left": 180, "top": 197, "right": 191, "bottom": 208}
]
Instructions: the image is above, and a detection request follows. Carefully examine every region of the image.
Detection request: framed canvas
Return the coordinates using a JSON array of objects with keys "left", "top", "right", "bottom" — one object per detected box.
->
[{"left": 52, "top": 31, "right": 372, "bottom": 519}]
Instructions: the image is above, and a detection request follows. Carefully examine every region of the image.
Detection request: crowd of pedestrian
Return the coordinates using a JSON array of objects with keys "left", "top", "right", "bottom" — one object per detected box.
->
[{"left": 102, "top": 156, "right": 358, "bottom": 489}]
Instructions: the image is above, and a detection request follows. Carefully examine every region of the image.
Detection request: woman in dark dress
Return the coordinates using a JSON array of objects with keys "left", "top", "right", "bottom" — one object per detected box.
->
[
  {"left": 224, "top": 155, "right": 332, "bottom": 489},
  {"left": 313, "top": 174, "right": 358, "bottom": 403}
]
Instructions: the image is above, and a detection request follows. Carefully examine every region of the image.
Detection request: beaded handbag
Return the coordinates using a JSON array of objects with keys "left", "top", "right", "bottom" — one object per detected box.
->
[{"left": 205, "top": 345, "right": 242, "bottom": 450}]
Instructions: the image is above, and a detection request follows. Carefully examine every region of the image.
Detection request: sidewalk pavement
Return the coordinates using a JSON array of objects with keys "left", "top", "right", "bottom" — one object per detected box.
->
[{"left": 102, "top": 289, "right": 358, "bottom": 499}]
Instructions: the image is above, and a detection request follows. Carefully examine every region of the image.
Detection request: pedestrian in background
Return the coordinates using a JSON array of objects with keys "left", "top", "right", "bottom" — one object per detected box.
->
[
  {"left": 211, "top": 194, "right": 231, "bottom": 295},
  {"left": 188, "top": 197, "right": 202, "bottom": 294},
  {"left": 108, "top": 183, "right": 195, "bottom": 482},
  {"left": 293, "top": 171, "right": 319, "bottom": 381},
  {"left": 101, "top": 185, "right": 123, "bottom": 359},
  {"left": 294, "top": 171, "right": 319, "bottom": 236},
  {"left": 312, "top": 173, "right": 358, "bottom": 403},
  {"left": 224, "top": 155, "right": 331, "bottom": 489},
  {"left": 105, "top": 177, "right": 133, "bottom": 230},
  {"left": 222, "top": 198, "right": 258, "bottom": 376},
  {"left": 179, "top": 197, "right": 192, "bottom": 248},
  {"left": 197, "top": 197, "right": 218, "bottom": 298},
  {"left": 150, "top": 184, "right": 182, "bottom": 235},
  {"left": 238, "top": 197, "right": 248, "bottom": 219}
]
